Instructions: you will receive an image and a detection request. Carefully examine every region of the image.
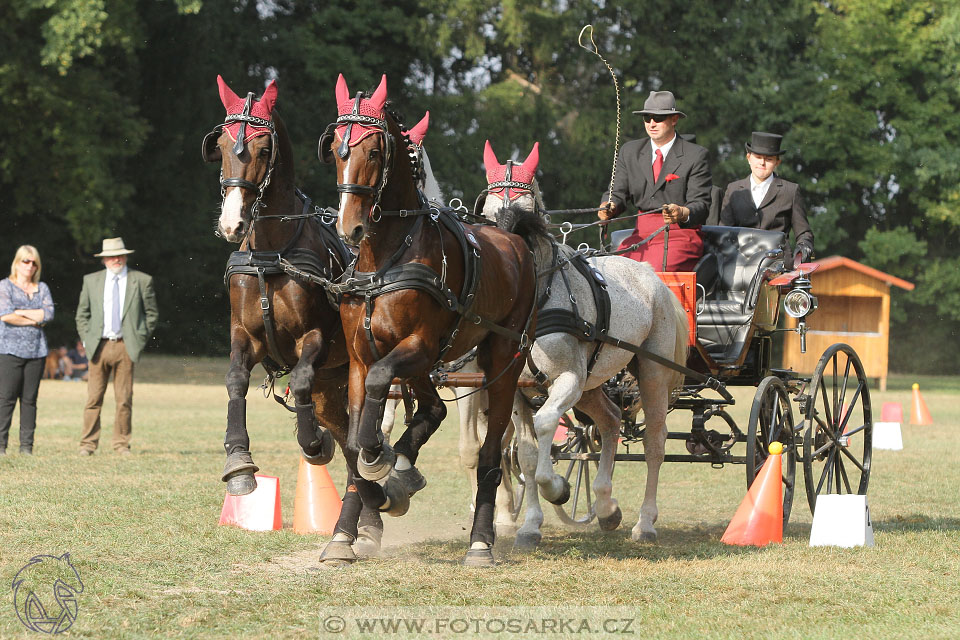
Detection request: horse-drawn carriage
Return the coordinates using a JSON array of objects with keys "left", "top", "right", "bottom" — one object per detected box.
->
[
  {"left": 531, "top": 224, "right": 873, "bottom": 529},
  {"left": 204, "top": 73, "right": 873, "bottom": 565}
]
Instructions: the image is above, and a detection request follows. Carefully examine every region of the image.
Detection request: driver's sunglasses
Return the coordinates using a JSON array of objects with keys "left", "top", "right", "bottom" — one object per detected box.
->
[
  {"left": 642, "top": 114, "right": 669, "bottom": 123},
  {"left": 21, "top": 259, "right": 37, "bottom": 266}
]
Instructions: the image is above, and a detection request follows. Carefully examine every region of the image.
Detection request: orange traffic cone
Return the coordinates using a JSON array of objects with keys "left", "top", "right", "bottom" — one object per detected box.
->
[
  {"left": 219, "top": 474, "right": 282, "bottom": 531},
  {"left": 293, "top": 459, "right": 342, "bottom": 535},
  {"left": 910, "top": 383, "right": 933, "bottom": 425},
  {"left": 721, "top": 443, "right": 783, "bottom": 546}
]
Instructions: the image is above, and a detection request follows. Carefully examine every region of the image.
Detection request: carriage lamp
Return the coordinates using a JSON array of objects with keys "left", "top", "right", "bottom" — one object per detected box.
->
[
  {"left": 783, "top": 288, "right": 818, "bottom": 319},
  {"left": 784, "top": 273, "right": 818, "bottom": 353}
]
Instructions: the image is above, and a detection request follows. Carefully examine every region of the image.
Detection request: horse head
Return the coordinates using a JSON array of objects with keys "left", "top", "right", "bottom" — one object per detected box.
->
[
  {"left": 481, "top": 140, "right": 545, "bottom": 236},
  {"left": 320, "top": 74, "right": 419, "bottom": 247},
  {"left": 203, "top": 75, "right": 280, "bottom": 242}
]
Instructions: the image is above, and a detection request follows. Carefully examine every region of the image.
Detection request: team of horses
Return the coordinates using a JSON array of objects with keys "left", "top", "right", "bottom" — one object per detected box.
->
[{"left": 204, "top": 74, "right": 689, "bottom": 567}]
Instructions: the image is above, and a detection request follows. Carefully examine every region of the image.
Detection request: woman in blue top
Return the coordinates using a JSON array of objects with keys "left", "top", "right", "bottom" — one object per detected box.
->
[{"left": 0, "top": 245, "right": 55, "bottom": 455}]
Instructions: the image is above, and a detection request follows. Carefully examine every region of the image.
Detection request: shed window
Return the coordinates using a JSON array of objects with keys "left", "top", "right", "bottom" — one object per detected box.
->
[{"left": 807, "top": 295, "right": 882, "bottom": 334}]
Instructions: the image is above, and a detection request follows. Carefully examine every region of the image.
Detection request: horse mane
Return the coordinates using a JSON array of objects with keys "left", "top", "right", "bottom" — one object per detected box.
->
[{"left": 500, "top": 178, "right": 550, "bottom": 243}]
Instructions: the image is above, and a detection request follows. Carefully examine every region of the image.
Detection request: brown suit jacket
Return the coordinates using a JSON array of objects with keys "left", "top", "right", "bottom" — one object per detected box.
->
[
  {"left": 602, "top": 136, "right": 712, "bottom": 226},
  {"left": 719, "top": 175, "right": 814, "bottom": 251}
]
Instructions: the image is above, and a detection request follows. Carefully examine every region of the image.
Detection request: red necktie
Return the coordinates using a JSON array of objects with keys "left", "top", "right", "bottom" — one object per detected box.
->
[{"left": 653, "top": 148, "right": 663, "bottom": 182}]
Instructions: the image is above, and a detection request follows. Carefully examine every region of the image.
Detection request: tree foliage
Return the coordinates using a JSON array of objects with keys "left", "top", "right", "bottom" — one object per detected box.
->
[{"left": 1, "top": 0, "right": 957, "bottom": 372}]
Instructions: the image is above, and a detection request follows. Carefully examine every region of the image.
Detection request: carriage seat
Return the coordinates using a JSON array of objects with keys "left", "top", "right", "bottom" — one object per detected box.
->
[{"left": 696, "top": 226, "right": 787, "bottom": 363}]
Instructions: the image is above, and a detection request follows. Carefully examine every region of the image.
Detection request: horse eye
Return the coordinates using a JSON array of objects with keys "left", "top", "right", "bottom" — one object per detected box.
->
[
  {"left": 259, "top": 146, "right": 271, "bottom": 157},
  {"left": 368, "top": 148, "right": 380, "bottom": 161}
]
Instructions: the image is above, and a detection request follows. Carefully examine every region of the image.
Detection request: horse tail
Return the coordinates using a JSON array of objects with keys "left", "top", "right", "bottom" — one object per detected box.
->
[{"left": 665, "top": 286, "right": 689, "bottom": 397}]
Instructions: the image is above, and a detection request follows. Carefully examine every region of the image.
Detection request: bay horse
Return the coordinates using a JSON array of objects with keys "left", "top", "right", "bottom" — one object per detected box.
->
[
  {"left": 202, "top": 77, "right": 396, "bottom": 553},
  {"left": 319, "top": 74, "right": 537, "bottom": 566},
  {"left": 480, "top": 140, "right": 689, "bottom": 549}
]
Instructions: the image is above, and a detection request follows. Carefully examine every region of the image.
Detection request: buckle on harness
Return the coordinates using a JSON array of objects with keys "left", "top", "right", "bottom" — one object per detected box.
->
[{"left": 260, "top": 297, "right": 270, "bottom": 311}]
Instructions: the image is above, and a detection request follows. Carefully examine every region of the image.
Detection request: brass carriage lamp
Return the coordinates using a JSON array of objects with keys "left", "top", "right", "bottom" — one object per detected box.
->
[{"left": 783, "top": 274, "right": 818, "bottom": 353}]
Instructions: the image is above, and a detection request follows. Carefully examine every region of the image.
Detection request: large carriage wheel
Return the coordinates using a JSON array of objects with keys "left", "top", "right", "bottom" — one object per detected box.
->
[
  {"left": 746, "top": 376, "right": 797, "bottom": 527},
  {"left": 552, "top": 414, "right": 603, "bottom": 527},
  {"left": 802, "top": 343, "right": 873, "bottom": 513}
]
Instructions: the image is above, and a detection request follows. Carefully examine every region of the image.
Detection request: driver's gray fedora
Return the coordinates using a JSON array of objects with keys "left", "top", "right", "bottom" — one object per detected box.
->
[{"left": 632, "top": 91, "right": 686, "bottom": 118}]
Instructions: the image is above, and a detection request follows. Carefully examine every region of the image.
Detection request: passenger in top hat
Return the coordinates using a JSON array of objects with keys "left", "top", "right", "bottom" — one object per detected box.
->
[
  {"left": 720, "top": 132, "right": 814, "bottom": 266},
  {"left": 597, "top": 90, "right": 712, "bottom": 271}
]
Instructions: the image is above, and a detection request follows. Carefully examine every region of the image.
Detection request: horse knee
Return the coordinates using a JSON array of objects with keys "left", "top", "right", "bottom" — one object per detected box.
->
[
  {"left": 287, "top": 367, "right": 314, "bottom": 400},
  {"left": 225, "top": 366, "right": 250, "bottom": 397},
  {"left": 459, "top": 441, "right": 481, "bottom": 470}
]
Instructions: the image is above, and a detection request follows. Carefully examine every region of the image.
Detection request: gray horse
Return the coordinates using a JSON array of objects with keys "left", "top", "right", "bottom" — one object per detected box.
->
[{"left": 480, "top": 141, "right": 689, "bottom": 550}]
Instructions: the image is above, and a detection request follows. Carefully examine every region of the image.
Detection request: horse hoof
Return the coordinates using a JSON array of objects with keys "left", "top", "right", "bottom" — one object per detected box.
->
[
  {"left": 598, "top": 507, "right": 623, "bottom": 532},
  {"left": 380, "top": 473, "right": 410, "bottom": 517},
  {"left": 631, "top": 528, "right": 657, "bottom": 543},
  {"left": 320, "top": 541, "right": 357, "bottom": 566},
  {"left": 546, "top": 478, "right": 571, "bottom": 506},
  {"left": 462, "top": 546, "right": 496, "bottom": 567},
  {"left": 354, "top": 525, "right": 383, "bottom": 558},
  {"left": 302, "top": 428, "right": 335, "bottom": 466},
  {"left": 221, "top": 451, "right": 259, "bottom": 482},
  {"left": 225, "top": 472, "right": 257, "bottom": 496},
  {"left": 395, "top": 466, "right": 426, "bottom": 496},
  {"left": 513, "top": 531, "right": 542, "bottom": 553},
  {"left": 357, "top": 443, "right": 395, "bottom": 482}
]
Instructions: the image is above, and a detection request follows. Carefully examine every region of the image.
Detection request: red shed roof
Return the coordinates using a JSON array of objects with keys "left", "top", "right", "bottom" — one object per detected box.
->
[{"left": 813, "top": 256, "right": 914, "bottom": 291}]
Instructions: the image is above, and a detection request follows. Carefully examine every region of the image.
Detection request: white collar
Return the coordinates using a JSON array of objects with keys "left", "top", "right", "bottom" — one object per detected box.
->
[
  {"left": 751, "top": 173, "right": 775, "bottom": 189},
  {"left": 651, "top": 134, "right": 677, "bottom": 162}
]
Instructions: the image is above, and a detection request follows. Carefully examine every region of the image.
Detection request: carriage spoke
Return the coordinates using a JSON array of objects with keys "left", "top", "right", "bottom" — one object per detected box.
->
[
  {"left": 817, "top": 378, "right": 835, "bottom": 435},
  {"left": 837, "top": 454, "right": 853, "bottom": 494},
  {"left": 838, "top": 444, "right": 866, "bottom": 472},
  {"left": 837, "top": 383, "right": 863, "bottom": 435}
]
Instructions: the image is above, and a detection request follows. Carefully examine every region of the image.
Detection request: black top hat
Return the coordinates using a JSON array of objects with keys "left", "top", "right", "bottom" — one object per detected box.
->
[
  {"left": 632, "top": 91, "right": 686, "bottom": 118},
  {"left": 745, "top": 131, "right": 785, "bottom": 156}
]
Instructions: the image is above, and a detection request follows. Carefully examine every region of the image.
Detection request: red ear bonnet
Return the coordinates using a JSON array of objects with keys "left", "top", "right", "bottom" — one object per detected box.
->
[
  {"left": 334, "top": 74, "right": 389, "bottom": 148},
  {"left": 217, "top": 75, "right": 277, "bottom": 143},
  {"left": 484, "top": 141, "right": 539, "bottom": 198},
  {"left": 404, "top": 112, "right": 429, "bottom": 147}
]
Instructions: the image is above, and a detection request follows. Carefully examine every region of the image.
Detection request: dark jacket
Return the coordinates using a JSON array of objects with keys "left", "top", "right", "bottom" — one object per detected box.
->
[
  {"left": 719, "top": 175, "right": 814, "bottom": 252},
  {"left": 602, "top": 136, "right": 712, "bottom": 227}
]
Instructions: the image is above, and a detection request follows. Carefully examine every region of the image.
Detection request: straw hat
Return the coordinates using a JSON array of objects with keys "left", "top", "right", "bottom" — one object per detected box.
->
[{"left": 93, "top": 237, "right": 135, "bottom": 257}]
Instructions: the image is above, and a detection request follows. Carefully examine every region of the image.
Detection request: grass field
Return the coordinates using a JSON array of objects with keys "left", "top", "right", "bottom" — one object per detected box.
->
[{"left": 1, "top": 354, "right": 958, "bottom": 639}]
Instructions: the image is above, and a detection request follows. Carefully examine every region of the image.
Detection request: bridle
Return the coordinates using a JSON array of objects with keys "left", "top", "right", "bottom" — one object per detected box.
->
[
  {"left": 318, "top": 91, "right": 396, "bottom": 221},
  {"left": 203, "top": 91, "right": 280, "bottom": 229}
]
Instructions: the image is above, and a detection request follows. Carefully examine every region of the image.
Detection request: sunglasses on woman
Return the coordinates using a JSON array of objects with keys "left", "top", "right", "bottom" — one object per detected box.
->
[
  {"left": 21, "top": 259, "right": 37, "bottom": 266},
  {"left": 642, "top": 114, "right": 670, "bottom": 123}
]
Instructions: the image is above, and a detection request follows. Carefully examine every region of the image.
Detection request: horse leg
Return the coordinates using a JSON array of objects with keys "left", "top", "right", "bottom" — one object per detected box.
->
[
  {"left": 222, "top": 343, "right": 259, "bottom": 496},
  {"left": 288, "top": 332, "right": 336, "bottom": 466},
  {"left": 494, "top": 417, "right": 519, "bottom": 538},
  {"left": 319, "top": 466, "right": 385, "bottom": 566},
  {"left": 533, "top": 370, "right": 585, "bottom": 505},
  {"left": 391, "top": 375, "right": 446, "bottom": 496},
  {"left": 513, "top": 393, "right": 544, "bottom": 552},
  {"left": 464, "top": 348, "right": 523, "bottom": 567},
  {"left": 456, "top": 387, "right": 484, "bottom": 513},
  {"left": 576, "top": 386, "right": 623, "bottom": 531},
  {"left": 631, "top": 359, "right": 670, "bottom": 542}
]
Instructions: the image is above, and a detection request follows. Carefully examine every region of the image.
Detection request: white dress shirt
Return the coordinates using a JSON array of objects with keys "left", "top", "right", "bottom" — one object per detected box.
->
[
  {"left": 651, "top": 134, "right": 678, "bottom": 165},
  {"left": 101, "top": 266, "right": 128, "bottom": 339},
  {"left": 751, "top": 174, "right": 774, "bottom": 209}
]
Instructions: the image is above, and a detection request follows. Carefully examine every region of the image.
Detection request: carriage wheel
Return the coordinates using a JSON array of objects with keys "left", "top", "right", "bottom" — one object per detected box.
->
[
  {"left": 551, "top": 414, "right": 603, "bottom": 527},
  {"left": 501, "top": 437, "right": 526, "bottom": 521},
  {"left": 746, "top": 375, "right": 797, "bottom": 528},
  {"left": 802, "top": 344, "right": 873, "bottom": 514}
]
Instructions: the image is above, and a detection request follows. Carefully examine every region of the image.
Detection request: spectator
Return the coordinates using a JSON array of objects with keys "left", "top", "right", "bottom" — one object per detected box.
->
[
  {"left": 76, "top": 238, "right": 158, "bottom": 456},
  {"left": 66, "top": 339, "right": 89, "bottom": 381},
  {"left": 598, "top": 90, "right": 712, "bottom": 271},
  {"left": 0, "top": 245, "right": 54, "bottom": 455}
]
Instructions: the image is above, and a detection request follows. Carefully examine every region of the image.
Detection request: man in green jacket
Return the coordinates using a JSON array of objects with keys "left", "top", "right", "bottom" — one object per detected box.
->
[{"left": 76, "top": 238, "right": 158, "bottom": 455}]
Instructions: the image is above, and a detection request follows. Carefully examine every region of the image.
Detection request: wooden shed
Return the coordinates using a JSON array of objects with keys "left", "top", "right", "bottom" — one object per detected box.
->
[{"left": 781, "top": 256, "right": 913, "bottom": 391}]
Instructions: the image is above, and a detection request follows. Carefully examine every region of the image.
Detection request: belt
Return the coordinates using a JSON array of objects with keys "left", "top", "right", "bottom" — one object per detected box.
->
[{"left": 103, "top": 337, "right": 124, "bottom": 342}]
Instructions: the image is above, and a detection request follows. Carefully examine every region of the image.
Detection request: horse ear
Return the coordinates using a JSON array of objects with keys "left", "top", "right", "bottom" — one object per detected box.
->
[
  {"left": 335, "top": 74, "right": 349, "bottom": 105},
  {"left": 369, "top": 74, "right": 388, "bottom": 112},
  {"left": 521, "top": 141, "right": 540, "bottom": 176},
  {"left": 217, "top": 75, "right": 241, "bottom": 109},
  {"left": 483, "top": 140, "right": 501, "bottom": 176},
  {"left": 259, "top": 79, "right": 278, "bottom": 115},
  {"left": 406, "top": 111, "right": 429, "bottom": 146}
]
